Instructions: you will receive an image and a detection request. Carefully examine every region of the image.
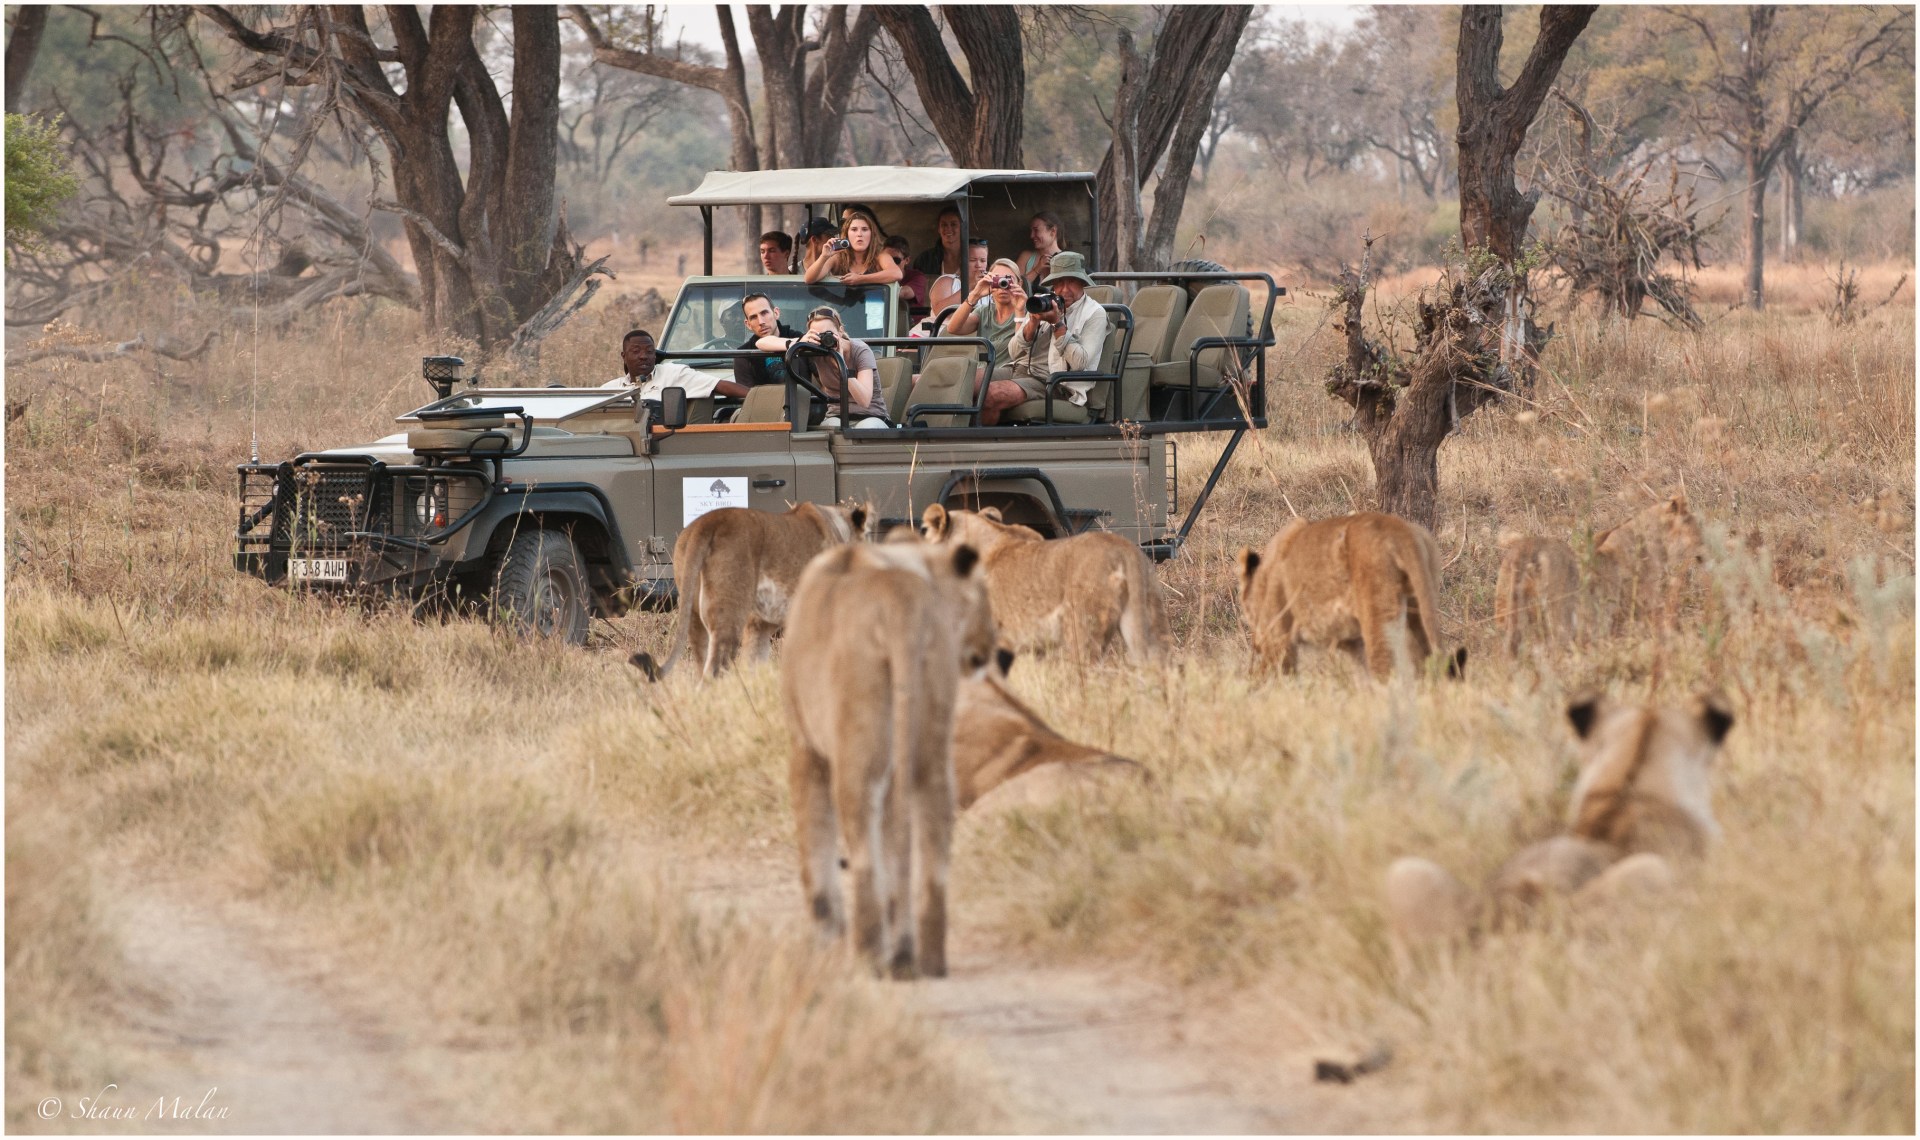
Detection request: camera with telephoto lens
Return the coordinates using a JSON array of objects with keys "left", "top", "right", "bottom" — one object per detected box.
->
[
  {"left": 827, "top": 237, "right": 852, "bottom": 253},
  {"left": 1025, "top": 289, "right": 1059, "bottom": 315}
]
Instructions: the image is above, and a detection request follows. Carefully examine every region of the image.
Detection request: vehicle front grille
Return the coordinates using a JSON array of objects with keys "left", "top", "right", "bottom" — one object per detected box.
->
[{"left": 285, "top": 466, "right": 378, "bottom": 551}]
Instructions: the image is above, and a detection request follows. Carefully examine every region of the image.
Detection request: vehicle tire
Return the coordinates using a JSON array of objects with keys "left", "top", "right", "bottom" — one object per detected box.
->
[
  {"left": 490, "top": 528, "right": 590, "bottom": 646},
  {"left": 1165, "top": 257, "right": 1255, "bottom": 340}
]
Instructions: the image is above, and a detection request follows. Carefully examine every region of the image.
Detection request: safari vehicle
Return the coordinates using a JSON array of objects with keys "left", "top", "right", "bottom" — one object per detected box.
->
[{"left": 233, "top": 167, "right": 1282, "bottom": 643}]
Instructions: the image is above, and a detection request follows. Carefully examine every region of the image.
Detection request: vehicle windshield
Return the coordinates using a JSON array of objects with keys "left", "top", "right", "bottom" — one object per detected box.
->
[
  {"left": 400, "top": 390, "right": 629, "bottom": 423},
  {"left": 660, "top": 280, "right": 894, "bottom": 353}
]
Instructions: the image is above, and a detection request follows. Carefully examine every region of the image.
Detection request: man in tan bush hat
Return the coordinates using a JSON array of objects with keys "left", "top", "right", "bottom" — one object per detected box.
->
[{"left": 1005, "top": 250, "right": 1109, "bottom": 413}]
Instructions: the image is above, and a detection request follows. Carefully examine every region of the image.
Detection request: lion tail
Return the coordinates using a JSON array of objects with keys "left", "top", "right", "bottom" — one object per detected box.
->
[
  {"left": 1404, "top": 528, "right": 1464, "bottom": 678},
  {"left": 632, "top": 528, "right": 712, "bottom": 682}
]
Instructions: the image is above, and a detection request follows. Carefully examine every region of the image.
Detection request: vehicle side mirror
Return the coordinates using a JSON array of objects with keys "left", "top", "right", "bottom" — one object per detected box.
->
[{"left": 658, "top": 387, "right": 689, "bottom": 431}]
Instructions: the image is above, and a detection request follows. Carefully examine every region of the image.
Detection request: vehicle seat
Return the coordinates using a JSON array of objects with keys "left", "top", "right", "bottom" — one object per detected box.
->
[
  {"left": 1086, "top": 284, "right": 1117, "bottom": 305},
  {"left": 1121, "top": 285, "right": 1188, "bottom": 421},
  {"left": 735, "top": 384, "right": 790, "bottom": 424},
  {"left": 902, "top": 355, "right": 981, "bottom": 427},
  {"left": 1149, "top": 282, "right": 1250, "bottom": 393},
  {"left": 876, "top": 355, "right": 914, "bottom": 421}
]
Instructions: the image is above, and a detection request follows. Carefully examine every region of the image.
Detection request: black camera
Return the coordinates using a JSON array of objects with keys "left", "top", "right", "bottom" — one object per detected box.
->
[
  {"left": 827, "top": 237, "right": 852, "bottom": 253},
  {"left": 817, "top": 330, "right": 839, "bottom": 351},
  {"left": 1025, "top": 289, "right": 1059, "bottom": 315}
]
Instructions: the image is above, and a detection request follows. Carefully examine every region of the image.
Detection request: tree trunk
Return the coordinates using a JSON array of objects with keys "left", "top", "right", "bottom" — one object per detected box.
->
[
  {"left": 1109, "top": 29, "right": 1144, "bottom": 272},
  {"left": 1367, "top": 365, "right": 1453, "bottom": 531},
  {"left": 4, "top": 5, "right": 48, "bottom": 113},
  {"left": 1139, "top": 6, "right": 1249, "bottom": 269},
  {"left": 1779, "top": 138, "right": 1802, "bottom": 262},
  {"left": 1095, "top": 6, "right": 1251, "bottom": 268},
  {"left": 1745, "top": 154, "right": 1768, "bottom": 310},
  {"left": 871, "top": 6, "right": 1025, "bottom": 167},
  {"left": 1455, "top": 5, "right": 1596, "bottom": 260}
]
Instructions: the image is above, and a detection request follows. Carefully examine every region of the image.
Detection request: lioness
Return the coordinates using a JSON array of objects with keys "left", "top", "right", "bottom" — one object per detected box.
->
[
  {"left": 782, "top": 539, "right": 995, "bottom": 979},
  {"left": 920, "top": 504, "right": 1170, "bottom": 662},
  {"left": 1383, "top": 691, "right": 1734, "bottom": 943},
  {"left": 1592, "top": 491, "right": 1704, "bottom": 633},
  {"left": 1235, "top": 512, "right": 1464, "bottom": 679},
  {"left": 954, "top": 658, "right": 1148, "bottom": 812},
  {"left": 1494, "top": 532, "right": 1580, "bottom": 654},
  {"left": 634, "top": 501, "right": 866, "bottom": 680}
]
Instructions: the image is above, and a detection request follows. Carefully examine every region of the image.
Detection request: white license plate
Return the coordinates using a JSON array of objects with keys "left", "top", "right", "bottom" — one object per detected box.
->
[{"left": 289, "top": 558, "right": 349, "bottom": 583}]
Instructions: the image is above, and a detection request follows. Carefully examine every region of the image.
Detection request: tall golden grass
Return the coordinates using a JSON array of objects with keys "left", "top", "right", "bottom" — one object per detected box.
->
[{"left": 5, "top": 268, "right": 1913, "bottom": 1131}]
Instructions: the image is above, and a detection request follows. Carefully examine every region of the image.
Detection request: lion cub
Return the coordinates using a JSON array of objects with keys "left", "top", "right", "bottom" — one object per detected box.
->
[
  {"left": 635, "top": 501, "right": 866, "bottom": 680},
  {"left": 1494, "top": 533, "right": 1580, "bottom": 654},
  {"left": 920, "top": 504, "right": 1169, "bottom": 662},
  {"left": 1592, "top": 491, "right": 1704, "bottom": 633},
  {"left": 781, "top": 539, "right": 995, "bottom": 980},
  {"left": 1384, "top": 691, "right": 1734, "bottom": 943},
  {"left": 1236, "top": 511, "right": 1464, "bottom": 679}
]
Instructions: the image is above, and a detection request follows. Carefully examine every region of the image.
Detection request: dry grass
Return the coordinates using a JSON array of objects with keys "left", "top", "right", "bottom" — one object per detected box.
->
[{"left": 5, "top": 268, "right": 1913, "bottom": 1131}]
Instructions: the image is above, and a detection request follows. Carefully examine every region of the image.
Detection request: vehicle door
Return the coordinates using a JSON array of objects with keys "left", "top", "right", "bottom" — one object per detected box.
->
[{"left": 648, "top": 423, "right": 801, "bottom": 557}]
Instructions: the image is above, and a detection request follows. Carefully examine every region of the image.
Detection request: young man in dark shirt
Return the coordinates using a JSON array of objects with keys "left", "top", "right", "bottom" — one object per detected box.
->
[{"left": 731, "top": 292, "right": 804, "bottom": 389}]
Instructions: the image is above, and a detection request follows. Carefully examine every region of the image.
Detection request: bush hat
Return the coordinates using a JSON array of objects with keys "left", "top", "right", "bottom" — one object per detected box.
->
[{"left": 1041, "top": 250, "right": 1094, "bottom": 288}]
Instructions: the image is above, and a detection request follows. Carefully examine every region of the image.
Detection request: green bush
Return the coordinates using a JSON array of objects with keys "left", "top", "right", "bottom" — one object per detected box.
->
[{"left": 4, "top": 113, "right": 78, "bottom": 252}]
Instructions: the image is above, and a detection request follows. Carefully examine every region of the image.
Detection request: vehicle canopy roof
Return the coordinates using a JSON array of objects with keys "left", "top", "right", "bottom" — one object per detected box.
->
[{"left": 672, "top": 165, "right": 1101, "bottom": 276}]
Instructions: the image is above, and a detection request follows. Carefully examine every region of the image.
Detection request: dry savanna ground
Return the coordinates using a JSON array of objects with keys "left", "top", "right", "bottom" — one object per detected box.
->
[{"left": 5, "top": 265, "right": 1914, "bottom": 1132}]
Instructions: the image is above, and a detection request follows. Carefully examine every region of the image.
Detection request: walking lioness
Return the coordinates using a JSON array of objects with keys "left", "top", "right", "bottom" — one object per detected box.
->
[
  {"left": 1236, "top": 511, "right": 1464, "bottom": 679},
  {"left": 1384, "top": 691, "right": 1734, "bottom": 943},
  {"left": 920, "top": 504, "right": 1170, "bottom": 662},
  {"left": 634, "top": 502, "right": 866, "bottom": 680},
  {"left": 1494, "top": 533, "right": 1580, "bottom": 654},
  {"left": 782, "top": 539, "right": 995, "bottom": 979}
]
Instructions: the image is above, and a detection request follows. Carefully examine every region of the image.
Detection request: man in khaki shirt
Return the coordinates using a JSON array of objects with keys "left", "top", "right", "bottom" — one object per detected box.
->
[{"left": 1004, "top": 251, "right": 1109, "bottom": 413}]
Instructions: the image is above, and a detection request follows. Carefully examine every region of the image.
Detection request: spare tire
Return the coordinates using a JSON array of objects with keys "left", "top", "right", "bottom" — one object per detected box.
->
[{"left": 1164, "top": 258, "right": 1254, "bottom": 340}]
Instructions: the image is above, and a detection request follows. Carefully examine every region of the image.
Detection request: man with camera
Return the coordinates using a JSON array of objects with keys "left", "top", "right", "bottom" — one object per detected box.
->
[{"left": 1004, "top": 250, "right": 1108, "bottom": 416}]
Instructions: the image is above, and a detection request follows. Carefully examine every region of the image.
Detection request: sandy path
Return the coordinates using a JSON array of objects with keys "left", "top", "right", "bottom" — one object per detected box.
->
[
  {"left": 77, "top": 882, "right": 446, "bottom": 1135},
  {"left": 674, "top": 845, "right": 1290, "bottom": 1133}
]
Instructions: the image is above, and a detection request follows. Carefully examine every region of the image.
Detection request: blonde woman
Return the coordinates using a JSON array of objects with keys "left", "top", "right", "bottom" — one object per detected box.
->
[
  {"left": 802, "top": 209, "right": 903, "bottom": 287},
  {"left": 797, "top": 307, "right": 888, "bottom": 429},
  {"left": 942, "top": 258, "right": 1031, "bottom": 426},
  {"left": 1016, "top": 212, "right": 1065, "bottom": 287}
]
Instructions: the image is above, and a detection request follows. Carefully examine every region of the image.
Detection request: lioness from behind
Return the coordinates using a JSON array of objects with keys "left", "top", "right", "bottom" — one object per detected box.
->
[
  {"left": 1235, "top": 511, "right": 1464, "bottom": 680},
  {"left": 1384, "top": 691, "right": 1734, "bottom": 943},
  {"left": 1494, "top": 532, "right": 1580, "bottom": 655},
  {"left": 920, "top": 504, "right": 1170, "bottom": 662},
  {"left": 1592, "top": 491, "right": 1704, "bottom": 633},
  {"left": 782, "top": 539, "right": 995, "bottom": 979},
  {"left": 634, "top": 501, "right": 866, "bottom": 681}
]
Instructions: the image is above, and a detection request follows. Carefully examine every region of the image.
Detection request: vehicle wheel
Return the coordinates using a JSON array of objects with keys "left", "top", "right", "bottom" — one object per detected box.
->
[
  {"left": 1165, "top": 257, "right": 1255, "bottom": 339},
  {"left": 490, "top": 529, "right": 590, "bottom": 645}
]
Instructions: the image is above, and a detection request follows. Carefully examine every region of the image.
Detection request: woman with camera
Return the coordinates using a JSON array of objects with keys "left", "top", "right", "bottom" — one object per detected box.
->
[
  {"left": 802, "top": 209, "right": 903, "bottom": 287},
  {"left": 941, "top": 258, "right": 1033, "bottom": 427},
  {"left": 797, "top": 307, "right": 888, "bottom": 429}
]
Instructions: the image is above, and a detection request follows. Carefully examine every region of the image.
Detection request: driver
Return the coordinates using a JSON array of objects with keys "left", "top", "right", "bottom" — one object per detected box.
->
[
  {"left": 732, "top": 292, "right": 803, "bottom": 390},
  {"left": 602, "top": 329, "right": 748, "bottom": 400}
]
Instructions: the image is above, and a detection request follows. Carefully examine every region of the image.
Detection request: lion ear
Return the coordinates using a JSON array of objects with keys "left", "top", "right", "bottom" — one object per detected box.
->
[
  {"left": 921, "top": 503, "right": 949, "bottom": 540},
  {"left": 1697, "top": 692, "right": 1734, "bottom": 746},
  {"left": 849, "top": 506, "right": 868, "bottom": 536},
  {"left": 1566, "top": 692, "right": 1603, "bottom": 740},
  {"left": 980, "top": 505, "right": 1004, "bottom": 523},
  {"left": 994, "top": 647, "right": 1016, "bottom": 676},
  {"left": 951, "top": 544, "right": 981, "bottom": 578},
  {"left": 1235, "top": 547, "right": 1261, "bottom": 584}
]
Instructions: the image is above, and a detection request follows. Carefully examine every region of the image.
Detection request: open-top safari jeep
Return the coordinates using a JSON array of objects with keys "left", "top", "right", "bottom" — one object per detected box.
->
[{"left": 234, "top": 166, "right": 1282, "bottom": 644}]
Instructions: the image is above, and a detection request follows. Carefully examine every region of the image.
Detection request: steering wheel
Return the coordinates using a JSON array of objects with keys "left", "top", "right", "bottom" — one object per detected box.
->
[
  {"left": 694, "top": 335, "right": 735, "bottom": 352},
  {"left": 782, "top": 342, "right": 839, "bottom": 404}
]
